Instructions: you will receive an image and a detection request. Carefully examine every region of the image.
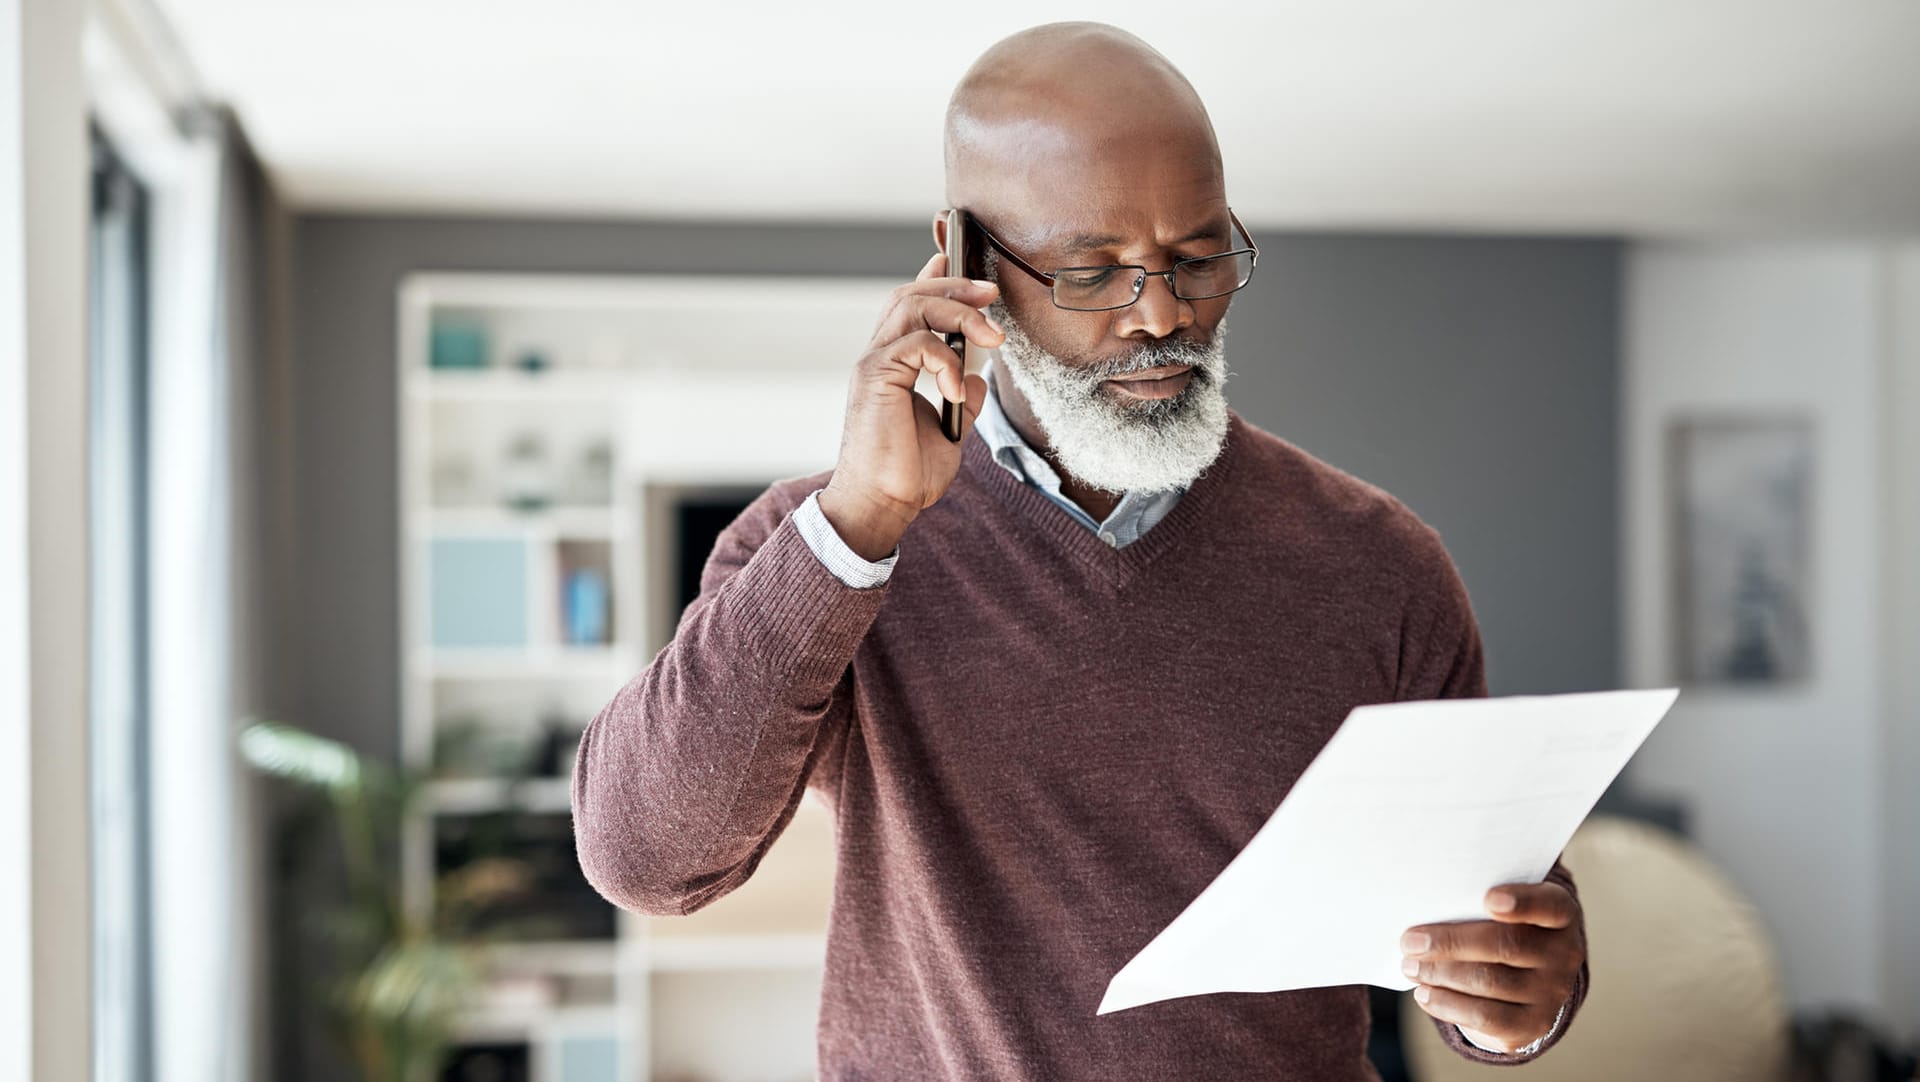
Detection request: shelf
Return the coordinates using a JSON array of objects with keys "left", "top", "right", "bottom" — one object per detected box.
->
[
  {"left": 484, "top": 939, "right": 624, "bottom": 978},
  {"left": 451, "top": 1005, "right": 539, "bottom": 1043},
  {"left": 428, "top": 776, "right": 574, "bottom": 816},
  {"left": 452, "top": 994, "right": 600, "bottom": 1042},
  {"left": 645, "top": 933, "right": 826, "bottom": 972},
  {"left": 402, "top": 272, "right": 879, "bottom": 1082}
]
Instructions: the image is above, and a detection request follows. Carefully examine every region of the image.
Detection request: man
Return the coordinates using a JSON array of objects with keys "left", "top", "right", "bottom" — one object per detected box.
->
[{"left": 573, "top": 21, "right": 1588, "bottom": 1080}]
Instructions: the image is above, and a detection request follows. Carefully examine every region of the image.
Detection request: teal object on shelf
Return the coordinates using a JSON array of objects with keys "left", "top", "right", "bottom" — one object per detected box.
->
[
  {"left": 429, "top": 322, "right": 489, "bottom": 369},
  {"left": 554, "top": 1034, "right": 618, "bottom": 1082},
  {"left": 429, "top": 537, "right": 527, "bottom": 649}
]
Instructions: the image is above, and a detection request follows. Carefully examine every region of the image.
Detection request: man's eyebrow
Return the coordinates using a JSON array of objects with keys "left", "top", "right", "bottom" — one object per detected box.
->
[{"left": 1056, "top": 221, "right": 1227, "bottom": 256}]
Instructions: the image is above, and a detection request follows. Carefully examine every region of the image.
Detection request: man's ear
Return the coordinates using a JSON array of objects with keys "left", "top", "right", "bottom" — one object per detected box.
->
[{"left": 931, "top": 211, "right": 950, "bottom": 258}]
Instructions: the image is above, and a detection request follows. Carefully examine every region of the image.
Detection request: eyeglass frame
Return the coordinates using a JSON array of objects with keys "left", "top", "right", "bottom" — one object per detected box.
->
[{"left": 966, "top": 207, "right": 1259, "bottom": 312}]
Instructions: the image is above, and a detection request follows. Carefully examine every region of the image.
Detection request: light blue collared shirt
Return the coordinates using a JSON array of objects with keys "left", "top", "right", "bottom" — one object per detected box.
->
[
  {"left": 968, "top": 359, "right": 1185, "bottom": 549},
  {"left": 791, "top": 358, "right": 1189, "bottom": 587}
]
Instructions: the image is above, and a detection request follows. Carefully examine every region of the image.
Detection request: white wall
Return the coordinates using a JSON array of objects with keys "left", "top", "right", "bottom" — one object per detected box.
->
[
  {"left": 1623, "top": 242, "right": 1914, "bottom": 1027},
  {"left": 0, "top": 0, "right": 92, "bottom": 1077}
]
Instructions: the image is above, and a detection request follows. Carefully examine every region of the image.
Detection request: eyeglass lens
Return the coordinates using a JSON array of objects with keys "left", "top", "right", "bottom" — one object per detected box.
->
[{"left": 1052, "top": 250, "right": 1255, "bottom": 311}]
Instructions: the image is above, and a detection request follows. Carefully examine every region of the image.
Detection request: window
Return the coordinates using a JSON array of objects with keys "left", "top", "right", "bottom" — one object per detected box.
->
[{"left": 88, "top": 124, "right": 154, "bottom": 1082}]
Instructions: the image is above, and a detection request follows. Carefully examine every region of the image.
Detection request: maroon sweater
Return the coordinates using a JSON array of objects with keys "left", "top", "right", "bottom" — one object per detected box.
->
[{"left": 573, "top": 410, "right": 1588, "bottom": 1079}]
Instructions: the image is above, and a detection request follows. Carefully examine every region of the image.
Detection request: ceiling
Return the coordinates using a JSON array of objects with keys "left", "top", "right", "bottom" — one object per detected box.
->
[{"left": 152, "top": 0, "right": 1920, "bottom": 235}]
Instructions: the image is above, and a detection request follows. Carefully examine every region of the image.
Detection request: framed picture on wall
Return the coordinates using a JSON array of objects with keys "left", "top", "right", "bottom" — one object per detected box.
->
[{"left": 1668, "top": 415, "right": 1813, "bottom": 686}]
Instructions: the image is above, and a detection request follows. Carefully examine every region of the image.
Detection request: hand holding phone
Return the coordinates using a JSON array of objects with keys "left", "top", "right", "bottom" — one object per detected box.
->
[{"left": 815, "top": 210, "right": 1003, "bottom": 561}]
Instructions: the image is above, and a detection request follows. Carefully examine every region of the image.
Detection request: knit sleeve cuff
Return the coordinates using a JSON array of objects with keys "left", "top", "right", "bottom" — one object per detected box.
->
[
  {"left": 1457, "top": 993, "right": 1569, "bottom": 1056},
  {"left": 1430, "top": 954, "right": 1586, "bottom": 1066},
  {"left": 729, "top": 502, "right": 892, "bottom": 698}
]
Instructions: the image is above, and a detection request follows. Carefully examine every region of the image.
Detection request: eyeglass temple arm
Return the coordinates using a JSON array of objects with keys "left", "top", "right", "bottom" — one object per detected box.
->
[
  {"left": 1229, "top": 208, "right": 1257, "bottom": 263},
  {"left": 970, "top": 218, "right": 1055, "bottom": 286}
]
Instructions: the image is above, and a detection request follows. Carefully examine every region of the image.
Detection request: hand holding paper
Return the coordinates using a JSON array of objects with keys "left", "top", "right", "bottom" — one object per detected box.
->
[
  {"left": 1401, "top": 878, "right": 1586, "bottom": 1053},
  {"left": 1096, "top": 688, "right": 1677, "bottom": 1017}
]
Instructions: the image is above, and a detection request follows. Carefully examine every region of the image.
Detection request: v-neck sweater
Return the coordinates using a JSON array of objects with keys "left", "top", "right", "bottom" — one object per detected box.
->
[{"left": 572, "top": 408, "right": 1589, "bottom": 1079}]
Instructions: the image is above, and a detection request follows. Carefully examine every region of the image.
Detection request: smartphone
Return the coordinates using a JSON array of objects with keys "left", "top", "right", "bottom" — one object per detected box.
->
[{"left": 937, "top": 207, "right": 972, "bottom": 442}]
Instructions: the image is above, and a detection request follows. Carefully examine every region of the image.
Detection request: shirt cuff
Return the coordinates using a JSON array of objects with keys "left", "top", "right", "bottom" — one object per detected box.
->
[
  {"left": 1457, "top": 994, "right": 1569, "bottom": 1056},
  {"left": 791, "top": 487, "right": 898, "bottom": 589}
]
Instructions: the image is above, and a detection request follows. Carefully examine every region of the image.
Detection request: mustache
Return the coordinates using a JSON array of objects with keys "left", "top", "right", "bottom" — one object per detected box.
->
[
  {"left": 986, "top": 297, "right": 1227, "bottom": 384},
  {"left": 1078, "top": 334, "right": 1221, "bottom": 382}
]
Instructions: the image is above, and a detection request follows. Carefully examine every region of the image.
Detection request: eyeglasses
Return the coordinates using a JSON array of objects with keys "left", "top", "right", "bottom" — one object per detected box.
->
[{"left": 969, "top": 207, "right": 1259, "bottom": 312}]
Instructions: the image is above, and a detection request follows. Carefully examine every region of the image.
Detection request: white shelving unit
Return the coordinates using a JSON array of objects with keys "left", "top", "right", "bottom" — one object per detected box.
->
[{"left": 397, "top": 271, "right": 904, "bottom": 1082}]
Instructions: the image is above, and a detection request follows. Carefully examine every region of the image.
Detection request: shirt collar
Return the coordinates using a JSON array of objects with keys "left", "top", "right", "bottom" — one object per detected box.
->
[
  {"left": 972, "top": 356, "right": 1191, "bottom": 537},
  {"left": 973, "top": 356, "right": 1062, "bottom": 490}
]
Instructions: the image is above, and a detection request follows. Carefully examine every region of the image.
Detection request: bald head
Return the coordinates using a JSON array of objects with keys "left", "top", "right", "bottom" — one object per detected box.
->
[
  {"left": 934, "top": 23, "right": 1241, "bottom": 506},
  {"left": 943, "top": 22, "right": 1223, "bottom": 238}
]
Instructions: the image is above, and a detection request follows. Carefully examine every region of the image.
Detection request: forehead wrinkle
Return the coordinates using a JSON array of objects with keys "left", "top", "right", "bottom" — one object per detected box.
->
[
  {"left": 1051, "top": 214, "right": 1228, "bottom": 252},
  {"left": 968, "top": 147, "right": 1226, "bottom": 258}
]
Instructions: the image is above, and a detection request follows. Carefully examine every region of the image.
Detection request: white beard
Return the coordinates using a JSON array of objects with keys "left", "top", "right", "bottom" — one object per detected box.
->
[{"left": 981, "top": 249, "right": 1233, "bottom": 496}]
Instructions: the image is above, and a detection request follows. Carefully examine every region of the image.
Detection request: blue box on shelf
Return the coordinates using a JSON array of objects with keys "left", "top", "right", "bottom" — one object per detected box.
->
[
  {"left": 429, "top": 537, "right": 528, "bottom": 649},
  {"left": 430, "top": 322, "right": 490, "bottom": 370}
]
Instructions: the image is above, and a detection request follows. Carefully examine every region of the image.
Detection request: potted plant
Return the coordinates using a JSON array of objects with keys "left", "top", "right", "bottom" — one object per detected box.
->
[{"left": 240, "top": 721, "right": 541, "bottom": 1082}]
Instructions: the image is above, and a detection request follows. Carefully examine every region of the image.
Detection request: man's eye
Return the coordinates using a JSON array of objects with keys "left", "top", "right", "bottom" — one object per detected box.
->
[{"left": 1061, "top": 269, "right": 1117, "bottom": 288}]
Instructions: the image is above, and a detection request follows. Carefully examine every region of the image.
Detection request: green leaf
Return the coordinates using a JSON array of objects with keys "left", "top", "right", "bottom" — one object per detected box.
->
[{"left": 238, "top": 720, "right": 364, "bottom": 793}]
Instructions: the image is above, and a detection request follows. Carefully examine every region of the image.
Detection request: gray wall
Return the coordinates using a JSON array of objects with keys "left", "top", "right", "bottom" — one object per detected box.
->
[{"left": 1243, "top": 233, "right": 1621, "bottom": 696}]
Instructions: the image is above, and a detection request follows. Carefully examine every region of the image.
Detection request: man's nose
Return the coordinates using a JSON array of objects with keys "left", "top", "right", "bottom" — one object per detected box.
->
[{"left": 1114, "top": 270, "right": 1193, "bottom": 340}]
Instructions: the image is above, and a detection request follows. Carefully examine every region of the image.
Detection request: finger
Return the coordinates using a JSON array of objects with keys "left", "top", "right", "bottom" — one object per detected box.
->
[
  {"left": 881, "top": 254, "right": 975, "bottom": 342},
  {"left": 954, "top": 372, "right": 988, "bottom": 436},
  {"left": 911, "top": 251, "right": 996, "bottom": 300},
  {"left": 883, "top": 294, "right": 1005, "bottom": 356},
  {"left": 923, "top": 293, "right": 1005, "bottom": 349},
  {"left": 871, "top": 272, "right": 998, "bottom": 349},
  {"left": 1409, "top": 984, "right": 1538, "bottom": 1048},
  {"left": 872, "top": 330, "right": 969, "bottom": 405},
  {"left": 1402, "top": 957, "right": 1542, "bottom": 1005},
  {"left": 893, "top": 271, "right": 999, "bottom": 312},
  {"left": 1402, "top": 921, "right": 1560, "bottom": 969},
  {"left": 914, "top": 248, "right": 998, "bottom": 293},
  {"left": 1485, "top": 881, "right": 1577, "bottom": 929},
  {"left": 914, "top": 372, "right": 991, "bottom": 442}
]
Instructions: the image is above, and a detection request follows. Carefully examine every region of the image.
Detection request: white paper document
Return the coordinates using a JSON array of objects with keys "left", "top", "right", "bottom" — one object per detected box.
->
[{"left": 1097, "top": 687, "right": 1679, "bottom": 1015}]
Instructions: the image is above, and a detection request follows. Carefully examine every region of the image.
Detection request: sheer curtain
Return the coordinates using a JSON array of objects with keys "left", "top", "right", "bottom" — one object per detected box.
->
[
  {"left": 145, "top": 103, "right": 290, "bottom": 1082},
  {"left": 89, "top": 9, "right": 293, "bottom": 1077}
]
